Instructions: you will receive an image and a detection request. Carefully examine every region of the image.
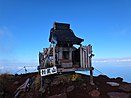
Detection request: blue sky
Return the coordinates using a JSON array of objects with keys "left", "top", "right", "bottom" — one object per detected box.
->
[{"left": 0, "top": 0, "right": 131, "bottom": 73}]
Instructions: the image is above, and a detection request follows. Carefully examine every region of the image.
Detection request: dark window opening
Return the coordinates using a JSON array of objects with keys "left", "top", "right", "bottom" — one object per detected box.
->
[{"left": 63, "top": 51, "right": 69, "bottom": 59}]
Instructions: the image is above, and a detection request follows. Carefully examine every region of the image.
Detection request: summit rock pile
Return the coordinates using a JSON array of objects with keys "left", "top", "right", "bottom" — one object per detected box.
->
[{"left": 0, "top": 72, "right": 131, "bottom": 98}]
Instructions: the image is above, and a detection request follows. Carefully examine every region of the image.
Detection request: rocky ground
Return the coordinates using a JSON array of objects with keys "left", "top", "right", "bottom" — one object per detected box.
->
[{"left": 0, "top": 72, "right": 131, "bottom": 98}]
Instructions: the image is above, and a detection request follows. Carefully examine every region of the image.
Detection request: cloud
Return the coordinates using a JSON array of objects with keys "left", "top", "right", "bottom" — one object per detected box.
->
[
  {"left": 1, "top": 56, "right": 131, "bottom": 74},
  {"left": 93, "top": 57, "right": 131, "bottom": 63},
  {"left": 0, "top": 59, "right": 38, "bottom": 74},
  {"left": 0, "top": 66, "right": 4, "bottom": 70},
  {"left": 17, "top": 66, "right": 37, "bottom": 71}
]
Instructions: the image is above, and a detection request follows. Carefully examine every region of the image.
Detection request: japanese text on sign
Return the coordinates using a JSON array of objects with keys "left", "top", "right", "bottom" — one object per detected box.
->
[{"left": 40, "top": 66, "right": 57, "bottom": 76}]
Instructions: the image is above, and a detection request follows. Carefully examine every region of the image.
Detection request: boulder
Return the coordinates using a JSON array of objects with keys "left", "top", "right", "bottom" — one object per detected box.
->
[
  {"left": 107, "top": 92, "right": 129, "bottom": 98},
  {"left": 13, "top": 81, "right": 19, "bottom": 85},
  {"left": 0, "top": 83, "right": 5, "bottom": 98},
  {"left": 47, "top": 93, "right": 67, "bottom": 98},
  {"left": 0, "top": 90, "right": 4, "bottom": 98},
  {"left": 66, "top": 85, "right": 75, "bottom": 92},
  {"left": 51, "top": 78, "right": 60, "bottom": 86},
  {"left": 44, "top": 78, "right": 51, "bottom": 84},
  {"left": 106, "top": 82, "right": 119, "bottom": 86},
  {"left": 119, "top": 84, "right": 131, "bottom": 92},
  {"left": 88, "top": 89, "right": 100, "bottom": 98},
  {"left": 39, "top": 87, "right": 46, "bottom": 93},
  {"left": 82, "top": 83, "right": 87, "bottom": 87},
  {"left": 116, "top": 77, "right": 123, "bottom": 82}
]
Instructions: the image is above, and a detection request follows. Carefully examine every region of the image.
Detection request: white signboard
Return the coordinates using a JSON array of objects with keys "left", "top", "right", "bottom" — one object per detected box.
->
[{"left": 40, "top": 66, "right": 57, "bottom": 76}]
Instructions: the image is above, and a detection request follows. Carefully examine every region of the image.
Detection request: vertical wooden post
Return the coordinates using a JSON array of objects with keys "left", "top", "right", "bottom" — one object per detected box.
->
[
  {"left": 88, "top": 45, "right": 94, "bottom": 85},
  {"left": 41, "top": 75, "right": 43, "bottom": 88},
  {"left": 80, "top": 44, "right": 83, "bottom": 68},
  {"left": 85, "top": 47, "right": 88, "bottom": 68},
  {"left": 82, "top": 47, "right": 85, "bottom": 68},
  {"left": 87, "top": 46, "right": 90, "bottom": 68},
  {"left": 89, "top": 55, "right": 94, "bottom": 85},
  {"left": 53, "top": 43, "right": 55, "bottom": 66}
]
